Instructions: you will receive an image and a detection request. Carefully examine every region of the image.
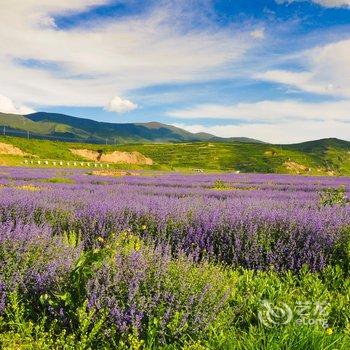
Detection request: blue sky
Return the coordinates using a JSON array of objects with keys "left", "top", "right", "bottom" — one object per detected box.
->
[{"left": 0, "top": 0, "right": 350, "bottom": 143}]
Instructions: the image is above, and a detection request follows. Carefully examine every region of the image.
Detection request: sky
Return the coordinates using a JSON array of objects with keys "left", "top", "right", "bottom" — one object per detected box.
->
[{"left": 0, "top": 0, "right": 350, "bottom": 143}]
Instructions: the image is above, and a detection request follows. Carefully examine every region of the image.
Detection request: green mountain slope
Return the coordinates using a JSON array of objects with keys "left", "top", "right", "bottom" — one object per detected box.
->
[
  {"left": 0, "top": 112, "right": 262, "bottom": 144},
  {"left": 285, "top": 138, "right": 350, "bottom": 175},
  {"left": 0, "top": 135, "right": 349, "bottom": 175}
]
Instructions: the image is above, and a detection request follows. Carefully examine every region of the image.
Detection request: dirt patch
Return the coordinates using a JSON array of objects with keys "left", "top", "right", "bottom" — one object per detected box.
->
[
  {"left": 0, "top": 142, "right": 30, "bottom": 156},
  {"left": 283, "top": 161, "right": 308, "bottom": 173},
  {"left": 317, "top": 168, "right": 336, "bottom": 176},
  {"left": 70, "top": 149, "right": 153, "bottom": 165},
  {"left": 70, "top": 149, "right": 101, "bottom": 161},
  {"left": 100, "top": 151, "right": 153, "bottom": 165}
]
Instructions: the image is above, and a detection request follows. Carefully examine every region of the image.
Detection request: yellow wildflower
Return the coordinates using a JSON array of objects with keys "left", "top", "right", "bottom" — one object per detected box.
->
[{"left": 325, "top": 328, "right": 333, "bottom": 335}]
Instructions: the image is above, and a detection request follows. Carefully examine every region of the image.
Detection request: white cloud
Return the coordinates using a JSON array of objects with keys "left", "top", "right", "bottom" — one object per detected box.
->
[
  {"left": 169, "top": 98, "right": 350, "bottom": 143},
  {"left": 168, "top": 99, "right": 350, "bottom": 122},
  {"left": 250, "top": 28, "right": 265, "bottom": 39},
  {"left": 313, "top": 0, "right": 350, "bottom": 6},
  {"left": 0, "top": 94, "right": 35, "bottom": 115},
  {"left": 106, "top": 96, "right": 137, "bottom": 113},
  {"left": 39, "top": 16, "right": 57, "bottom": 29},
  {"left": 0, "top": 1, "right": 254, "bottom": 108},
  {"left": 277, "top": 0, "right": 350, "bottom": 8},
  {"left": 256, "top": 38, "right": 350, "bottom": 98},
  {"left": 174, "top": 120, "right": 350, "bottom": 144}
]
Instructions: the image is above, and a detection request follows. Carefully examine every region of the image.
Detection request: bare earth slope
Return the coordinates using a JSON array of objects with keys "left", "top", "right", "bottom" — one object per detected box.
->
[
  {"left": 70, "top": 148, "right": 153, "bottom": 165},
  {"left": 0, "top": 142, "right": 29, "bottom": 156}
]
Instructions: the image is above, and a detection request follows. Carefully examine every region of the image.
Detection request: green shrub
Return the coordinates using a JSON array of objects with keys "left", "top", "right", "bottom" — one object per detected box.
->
[{"left": 319, "top": 186, "right": 348, "bottom": 207}]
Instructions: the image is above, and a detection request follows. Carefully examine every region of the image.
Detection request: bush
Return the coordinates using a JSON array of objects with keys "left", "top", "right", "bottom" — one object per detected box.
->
[
  {"left": 86, "top": 242, "right": 231, "bottom": 347},
  {"left": 0, "top": 220, "right": 79, "bottom": 302},
  {"left": 319, "top": 186, "right": 348, "bottom": 207}
]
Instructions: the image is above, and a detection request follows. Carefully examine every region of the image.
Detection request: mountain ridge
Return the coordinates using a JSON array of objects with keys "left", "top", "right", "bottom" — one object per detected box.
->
[
  {"left": 8, "top": 111, "right": 261, "bottom": 144},
  {"left": 2, "top": 111, "right": 349, "bottom": 146}
]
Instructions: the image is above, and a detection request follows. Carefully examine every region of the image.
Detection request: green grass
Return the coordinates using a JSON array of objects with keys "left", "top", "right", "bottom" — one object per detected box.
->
[
  {"left": 0, "top": 136, "right": 349, "bottom": 175},
  {"left": 0, "top": 232, "right": 349, "bottom": 349},
  {"left": 42, "top": 177, "right": 76, "bottom": 184}
]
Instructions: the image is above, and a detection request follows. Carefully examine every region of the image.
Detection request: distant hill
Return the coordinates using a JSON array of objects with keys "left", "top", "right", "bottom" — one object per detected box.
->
[
  {"left": 286, "top": 138, "right": 350, "bottom": 152},
  {"left": 0, "top": 112, "right": 262, "bottom": 144},
  {"left": 283, "top": 138, "right": 350, "bottom": 175}
]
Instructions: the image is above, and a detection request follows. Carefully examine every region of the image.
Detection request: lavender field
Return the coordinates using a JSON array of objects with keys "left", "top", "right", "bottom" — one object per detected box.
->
[{"left": 0, "top": 167, "right": 349, "bottom": 349}]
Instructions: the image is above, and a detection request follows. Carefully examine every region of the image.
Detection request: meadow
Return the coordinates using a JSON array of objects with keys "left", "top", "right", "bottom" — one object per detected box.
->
[
  {"left": 0, "top": 167, "right": 349, "bottom": 349},
  {"left": 1, "top": 135, "right": 350, "bottom": 175}
]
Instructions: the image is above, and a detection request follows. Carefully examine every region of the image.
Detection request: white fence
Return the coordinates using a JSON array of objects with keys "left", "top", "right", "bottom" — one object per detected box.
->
[{"left": 23, "top": 159, "right": 110, "bottom": 168}]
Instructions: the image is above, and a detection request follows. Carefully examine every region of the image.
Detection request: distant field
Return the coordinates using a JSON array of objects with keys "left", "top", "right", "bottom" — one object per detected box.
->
[{"left": 0, "top": 135, "right": 349, "bottom": 175}]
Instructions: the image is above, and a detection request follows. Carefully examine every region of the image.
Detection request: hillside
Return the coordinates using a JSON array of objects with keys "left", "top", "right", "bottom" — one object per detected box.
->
[
  {"left": 0, "top": 135, "right": 349, "bottom": 175},
  {"left": 0, "top": 112, "right": 262, "bottom": 144}
]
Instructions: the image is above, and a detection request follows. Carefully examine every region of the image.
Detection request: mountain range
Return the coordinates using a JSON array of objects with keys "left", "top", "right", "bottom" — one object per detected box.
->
[{"left": 0, "top": 112, "right": 262, "bottom": 144}]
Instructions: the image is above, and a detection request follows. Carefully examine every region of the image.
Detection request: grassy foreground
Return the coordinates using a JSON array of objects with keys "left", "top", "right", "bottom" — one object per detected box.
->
[{"left": 1, "top": 232, "right": 349, "bottom": 350}]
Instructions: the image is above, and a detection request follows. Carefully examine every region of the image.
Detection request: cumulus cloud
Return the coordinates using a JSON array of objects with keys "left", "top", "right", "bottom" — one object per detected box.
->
[
  {"left": 106, "top": 96, "right": 138, "bottom": 113},
  {"left": 0, "top": 94, "right": 35, "bottom": 115},
  {"left": 0, "top": 1, "right": 255, "bottom": 108},
  {"left": 168, "top": 99, "right": 350, "bottom": 122},
  {"left": 277, "top": 0, "right": 350, "bottom": 8},
  {"left": 173, "top": 120, "right": 350, "bottom": 144},
  {"left": 256, "top": 38, "right": 350, "bottom": 98}
]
